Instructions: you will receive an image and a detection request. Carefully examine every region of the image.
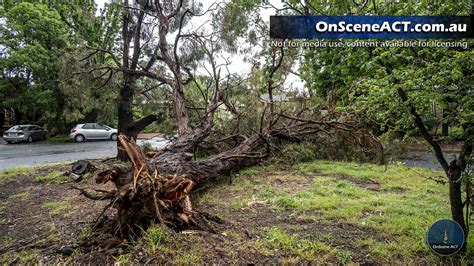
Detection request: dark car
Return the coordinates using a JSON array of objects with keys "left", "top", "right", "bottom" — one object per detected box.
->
[{"left": 3, "top": 125, "right": 48, "bottom": 143}]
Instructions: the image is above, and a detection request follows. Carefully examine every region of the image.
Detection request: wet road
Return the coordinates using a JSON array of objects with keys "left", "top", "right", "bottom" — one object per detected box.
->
[
  {"left": 394, "top": 150, "right": 457, "bottom": 170},
  {"left": 0, "top": 137, "right": 117, "bottom": 171},
  {"left": 0, "top": 136, "right": 457, "bottom": 172}
]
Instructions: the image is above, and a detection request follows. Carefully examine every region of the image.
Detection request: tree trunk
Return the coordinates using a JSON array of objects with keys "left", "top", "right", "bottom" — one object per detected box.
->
[
  {"left": 0, "top": 111, "right": 4, "bottom": 128},
  {"left": 90, "top": 118, "right": 363, "bottom": 237},
  {"left": 13, "top": 107, "right": 21, "bottom": 125},
  {"left": 448, "top": 162, "right": 467, "bottom": 251},
  {"left": 117, "top": 78, "right": 135, "bottom": 161},
  {"left": 442, "top": 113, "right": 449, "bottom": 137},
  {"left": 173, "top": 83, "right": 192, "bottom": 135}
]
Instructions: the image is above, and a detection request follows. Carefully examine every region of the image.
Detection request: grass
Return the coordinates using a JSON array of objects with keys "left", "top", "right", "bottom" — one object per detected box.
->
[
  {"left": 254, "top": 161, "right": 457, "bottom": 260},
  {"left": 259, "top": 227, "right": 332, "bottom": 260},
  {"left": 47, "top": 134, "right": 71, "bottom": 143},
  {"left": 35, "top": 170, "right": 68, "bottom": 184},
  {"left": 78, "top": 225, "right": 95, "bottom": 242},
  {"left": 41, "top": 201, "right": 70, "bottom": 216},
  {"left": 145, "top": 226, "right": 168, "bottom": 253},
  {"left": 8, "top": 191, "right": 29, "bottom": 201},
  {"left": 174, "top": 248, "right": 202, "bottom": 264},
  {"left": 1, "top": 236, "right": 13, "bottom": 249},
  {"left": 113, "top": 254, "right": 130, "bottom": 265},
  {"left": 1, "top": 159, "right": 472, "bottom": 263},
  {"left": 0, "top": 249, "right": 40, "bottom": 264},
  {"left": 0, "top": 166, "right": 38, "bottom": 182},
  {"left": 0, "top": 162, "right": 69, "bottom": 183},
  {"left": 197, "top": 160, "right": 474, "bottom": 262}
]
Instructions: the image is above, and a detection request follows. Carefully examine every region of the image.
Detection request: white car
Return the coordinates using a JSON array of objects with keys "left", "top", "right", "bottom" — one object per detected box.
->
[{"left": 70, "top": 123, "right": 117, "bottom": 142}]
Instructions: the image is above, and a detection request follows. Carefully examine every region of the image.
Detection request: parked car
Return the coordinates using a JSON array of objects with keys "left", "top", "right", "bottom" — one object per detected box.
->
[
  {"left": 3, "top": 125, "right": 48, "bottom": 143},
  {"left": 70, "top": 123, "right": 117, "bottom": 142}
]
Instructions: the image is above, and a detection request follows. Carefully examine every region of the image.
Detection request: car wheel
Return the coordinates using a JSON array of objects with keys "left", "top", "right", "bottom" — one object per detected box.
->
[
  {"left": 27, "top": 136, "right": 33, "bottom": 143},
  {"left": 110, "top": 133, "right": 117, "bottom": 141},
  {"left": 6, "top": 141, "right": 12, "bottom": 144},
  {"left": 74, "top": 134, "right": 85, "bottom": 143}
]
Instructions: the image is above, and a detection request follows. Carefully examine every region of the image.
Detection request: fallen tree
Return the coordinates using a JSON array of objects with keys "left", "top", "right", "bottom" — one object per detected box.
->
[
  {"left": 75, "top": 0, "right": 381, "bottom": 237},
  {"left": 83, "top": 110, "right": 380, "bottom": 237}
]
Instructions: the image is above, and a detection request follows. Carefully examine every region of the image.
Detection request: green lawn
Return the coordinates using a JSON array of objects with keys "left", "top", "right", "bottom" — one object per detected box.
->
[
  {"left": 0, "top": 162, "right": 69, "bottom": 183},
  {"left": 197, "top": 160, "right": 473, "bottom": 263}
]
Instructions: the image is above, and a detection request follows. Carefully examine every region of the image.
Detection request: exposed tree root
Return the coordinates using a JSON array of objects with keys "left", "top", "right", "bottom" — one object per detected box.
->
[{"left": 90, "top": 135, "right": 198, "bottom": 237}]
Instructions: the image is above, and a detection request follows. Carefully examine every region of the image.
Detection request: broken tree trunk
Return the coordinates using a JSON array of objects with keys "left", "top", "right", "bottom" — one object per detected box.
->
[{"left": 94, "top": 135, "right": 196, "bottom": 236}]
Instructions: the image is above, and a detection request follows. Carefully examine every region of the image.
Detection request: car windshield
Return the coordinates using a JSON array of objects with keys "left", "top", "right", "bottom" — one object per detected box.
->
[{"left": 8, "top": 125, "right": 29, "bottom": 131}]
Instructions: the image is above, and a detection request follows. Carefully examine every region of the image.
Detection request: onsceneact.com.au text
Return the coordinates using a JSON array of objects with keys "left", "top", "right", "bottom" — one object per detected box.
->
[{"left": 315, "top": 21, "right": 467, "bottom": 33}]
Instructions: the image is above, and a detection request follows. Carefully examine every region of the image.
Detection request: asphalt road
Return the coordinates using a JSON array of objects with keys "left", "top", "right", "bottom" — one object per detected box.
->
[
  {"left": 0, "top": 137, "right": 117, "bottom": 171},
  {"left": 0, "top": 136, "right": 455, "bottom": 172},
  {"left": 395, "top": 150, "right": 456, "bottom": 170}
]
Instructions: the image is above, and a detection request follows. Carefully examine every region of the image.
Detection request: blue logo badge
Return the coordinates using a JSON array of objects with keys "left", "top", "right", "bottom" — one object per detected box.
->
[{"left": 427, "top": 219, "right": 465, "bottom": 256}]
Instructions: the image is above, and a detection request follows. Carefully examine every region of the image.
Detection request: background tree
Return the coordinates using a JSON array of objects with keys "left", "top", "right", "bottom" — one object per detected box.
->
[
  {"left": 58, "top": 1, "right": 122, "bottom": 127},
  {"left": 1, "top": 0, "right": 120, "bottom": 131},
  {"left": 297, "top": 0, "right": 473, "bottom": 248},
  {"left": 0, "top": 2, "right": 68, "bottom": 130}
]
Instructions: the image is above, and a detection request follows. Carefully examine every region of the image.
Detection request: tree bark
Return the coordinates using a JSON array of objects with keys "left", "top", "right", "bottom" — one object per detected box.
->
[
  {"left": 448, "top": 161, "right": 467, "bottom": 250},
  {"left": 0, "top": 111, "right": 4, "bottom": 128},
  {"left": 117, "top": 76, "right": 161, "bottom": 161},
  {"left": 95, "top": 133, "right": 269, "bottom": 236},
  {"left": 13, "top": 107, "right": 21, "bottom": 125},
  {"left": 117, "top": 77, "right": 135, "bottom": 161},
  {"left": 442, "top": 112, "right": 449, "bottom": 137}
]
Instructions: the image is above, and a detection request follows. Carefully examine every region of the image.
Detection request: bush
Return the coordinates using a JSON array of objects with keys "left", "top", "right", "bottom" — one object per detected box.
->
[
  {"left": 47, "top": 134, "right": 70, "bottom": 143},
  {"left": 272, "top": 130, "right": 382, "bottom": 165}
]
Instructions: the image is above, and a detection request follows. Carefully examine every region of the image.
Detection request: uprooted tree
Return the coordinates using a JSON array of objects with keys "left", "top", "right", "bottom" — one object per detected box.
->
[
  {"left": 76, "top": 0, "right": 381, "bottom": 236},
  {"left": 87, "top": 113, "right": 379, "bottom": 237}
]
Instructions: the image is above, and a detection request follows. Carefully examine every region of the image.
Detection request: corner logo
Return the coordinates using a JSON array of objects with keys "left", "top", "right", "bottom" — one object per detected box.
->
[{"left": 427, "top": 219, "right": 465, "bottom": 256}]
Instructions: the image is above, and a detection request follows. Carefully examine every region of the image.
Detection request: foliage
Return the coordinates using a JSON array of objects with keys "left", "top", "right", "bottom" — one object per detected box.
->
[
  {"left": 0, "top": 2, "right": 68, "bottom": 129},
  {"left": 58, "top": 1, "right": 121, "bottom": 127},
  {"left": 298, "top": 1, "right": 472, "bottom": 138},
  {"left": 0, "top": 0, "right": 121, "bottom": 131},
  {"left": 47, "top": 134, "right": 71, "bottom": 143},
  {"left": 296, "top": 0, "right": 473, "bottom": 240},
  {"left": 273, "top": 129, "right": 382, "bottom": 165}
]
